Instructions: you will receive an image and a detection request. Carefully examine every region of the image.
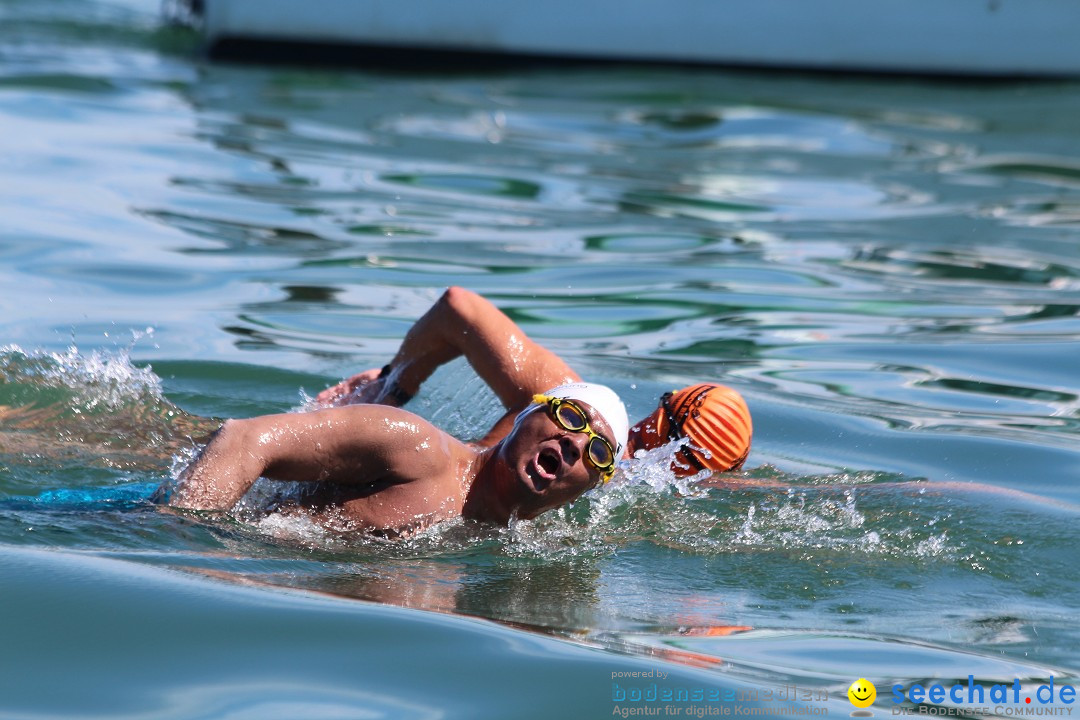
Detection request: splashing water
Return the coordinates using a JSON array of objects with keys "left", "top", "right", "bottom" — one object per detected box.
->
[
  {"left": 0, "top": 339, "right": 163, "bottom": 413},
  {"left": 175, "top": 418, "right": 965, "bottom": 567},
  {"left": 0, "top": 344, "right": 214, "bottom": 473}
]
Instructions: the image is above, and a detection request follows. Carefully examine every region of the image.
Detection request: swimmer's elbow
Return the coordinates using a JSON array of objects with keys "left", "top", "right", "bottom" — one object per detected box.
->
[
  {"left": 206, "top": 418, "right": 252, "bottom": 458},
  {"left": 169, "top": 418, "right": 262, "bottom": 510},
  {"left": 441, "top": 286, "right": 481, "bottom": 319},
  {"left": 443, "top": 285, "right": 473, "bottom": 303}
]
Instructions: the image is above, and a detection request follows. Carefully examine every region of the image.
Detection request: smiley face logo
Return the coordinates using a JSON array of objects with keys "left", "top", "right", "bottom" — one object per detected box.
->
[{"left": 848, "top": 678, "right": 877, "bottom": 708}]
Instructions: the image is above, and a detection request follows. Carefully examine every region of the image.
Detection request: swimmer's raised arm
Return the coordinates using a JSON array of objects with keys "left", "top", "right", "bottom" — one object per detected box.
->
[
  {"left": 319, "top": 286, "right": 580, "bottom": 414},
  {"left": 169, "top": 405, "right": 449, "bottom": 511},
  {"left": 320, "top": 287, "right": 753, "bottom": 469}
]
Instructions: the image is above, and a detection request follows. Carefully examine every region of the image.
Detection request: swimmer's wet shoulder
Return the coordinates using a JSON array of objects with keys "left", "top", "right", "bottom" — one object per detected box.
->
[{"left": 290, "top": 405, "right": 481, "bottom": 532}]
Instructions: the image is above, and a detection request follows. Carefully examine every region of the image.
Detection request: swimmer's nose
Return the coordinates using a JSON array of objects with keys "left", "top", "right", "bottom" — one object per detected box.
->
[{"left": 560, "top": 433, "right": 585, "bottom": 467}]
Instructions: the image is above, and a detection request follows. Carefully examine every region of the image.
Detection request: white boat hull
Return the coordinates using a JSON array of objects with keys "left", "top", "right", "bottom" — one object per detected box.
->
[{"left": 199, "top": 0, "right": 1080, "bottom": 76}]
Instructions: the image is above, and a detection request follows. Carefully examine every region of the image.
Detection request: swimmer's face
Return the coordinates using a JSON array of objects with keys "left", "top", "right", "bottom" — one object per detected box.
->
[
  {"left": 501, "top": 399, "right": 617, "bottom": 519},
  {"left": 630, "top": 386, "right": 751, "bottom": 477}
]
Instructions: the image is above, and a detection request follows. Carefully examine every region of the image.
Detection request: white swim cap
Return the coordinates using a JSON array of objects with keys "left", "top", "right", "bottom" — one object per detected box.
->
[{"left": 534, "top": 382, "right": 629, "bottom": 458}]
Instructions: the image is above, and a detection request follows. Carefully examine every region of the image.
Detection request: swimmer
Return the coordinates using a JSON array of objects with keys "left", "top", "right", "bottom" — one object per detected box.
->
[
  {"left": 318, "top": 287, "right": 752, "bottom": 477},
  {"left": 169, "top": 382, "right": 628, "bottom": 535}
]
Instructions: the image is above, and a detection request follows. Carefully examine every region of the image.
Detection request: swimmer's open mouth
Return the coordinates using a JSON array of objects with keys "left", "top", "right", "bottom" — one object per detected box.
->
[
  {"left": 538, "top": 448, "right": 560, "bottom": 476},
  {"left": 528, "top": 448, "right": 561, "bottom": 491}
]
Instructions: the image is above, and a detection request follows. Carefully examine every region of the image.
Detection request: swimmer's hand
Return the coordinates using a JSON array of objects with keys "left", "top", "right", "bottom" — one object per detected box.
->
[{"left": 316, "top": 368, "right": 384, "bottom": 406}]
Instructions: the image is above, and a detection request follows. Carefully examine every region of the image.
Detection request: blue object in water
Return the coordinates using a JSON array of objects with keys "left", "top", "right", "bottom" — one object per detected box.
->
[{"left": 29, "top": 482, "right": 161, "bottom": 509}]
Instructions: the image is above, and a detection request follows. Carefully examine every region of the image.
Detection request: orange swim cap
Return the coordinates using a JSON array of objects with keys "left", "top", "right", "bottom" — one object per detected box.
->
[{"left": 658, "top": 383, "right": 752, "bottom": 476}]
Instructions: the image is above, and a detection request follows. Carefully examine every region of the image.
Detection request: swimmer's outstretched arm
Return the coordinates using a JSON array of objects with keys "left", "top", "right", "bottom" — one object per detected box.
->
[
  {"left": 169, "top": 405, "right": 443, "bottom": 511},
  {"left": 319, "top": 287, "right": 580, "bottom": 435}
]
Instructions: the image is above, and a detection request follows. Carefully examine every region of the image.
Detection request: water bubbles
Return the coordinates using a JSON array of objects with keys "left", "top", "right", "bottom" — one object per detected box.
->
[
  {"left": 913, "top": 533, "right": 950, "bottom": 558},
  {"left": 253, "top": 509, "right": 331, "bottom": 546},
  {"left": 733, "top": 503, "right": 763, "bottom": 545},
  {"left": 841, "top": 491, "right": 866, "bottom": 528}
]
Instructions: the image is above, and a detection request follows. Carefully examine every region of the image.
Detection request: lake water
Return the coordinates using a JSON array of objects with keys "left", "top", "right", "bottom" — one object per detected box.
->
[{"left": 2, "top": 1, "right": 1079, "bottom": 718}]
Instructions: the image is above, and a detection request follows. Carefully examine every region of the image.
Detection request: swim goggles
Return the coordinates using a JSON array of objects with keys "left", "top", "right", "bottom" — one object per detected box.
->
[
  {"left": 660, "top": 391, "right": 707, "bottom": 473},
  {"left": 532, "top": 393, "right": 617, "bottom": 482}
]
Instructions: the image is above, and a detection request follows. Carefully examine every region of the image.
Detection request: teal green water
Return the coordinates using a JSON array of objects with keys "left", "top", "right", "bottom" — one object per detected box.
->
[{"left": 2, "top": 1, "right": 1080, "bottom": 717}]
